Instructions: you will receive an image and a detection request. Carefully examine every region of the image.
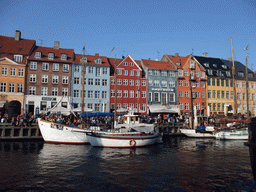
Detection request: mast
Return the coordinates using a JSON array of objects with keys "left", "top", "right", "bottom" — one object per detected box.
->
[
  {"left": 81, "top": 46, "right": 85, "bottom": 114},
  {"left": 190, "top": 73, "right": 194, "bottom": 129},
  {"left": 114, "top": 55, "right": 117, "bottom": 128},
  {"left": 245, "top": 45, "right": 249, "bottom": 120},
  {"left": 230, "top": 38, "right": 237, "bottom": 116},
  {"left": 137, "top": 71, "right": 140, "bottom": 113}
]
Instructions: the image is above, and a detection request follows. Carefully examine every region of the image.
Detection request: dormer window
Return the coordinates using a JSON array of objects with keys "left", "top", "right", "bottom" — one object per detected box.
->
[
  {"left": 189, "top": 61, "right": 195, "bottom": 69},
  {"left": 204, "top": 63, "right": 209, "bottom": 67},
  {"left": 226, "top": 71, "right": 231, "bottom": 77},
  {"left": 238, "top": 72, "right": 244, "bottom": 77},
  {"left": 80, "top": 57, "right": 87, "bottom": 63},
  {"left": 95, "top": 58, "right": 102, "bottom": 64},
  {"left": 48, "top": 53, "right": 54, "bottom": 60},
  {"left": 176, "top": 62, "right": 180, "bottom": 66},
  {"left": 35, "top": 52, "right": 41, "bottom": 58},
  {"left": 14, "top": 55, "right": 23, "bottom": 62},
  {"left": 222, "top": 65, "right": 227, "bottom": 69},
  {"left": 213, "top": 64, "right": 217, "bottom": 68},
  {"left": 61, "top": 54, "right": 67, "bottom": 60}
]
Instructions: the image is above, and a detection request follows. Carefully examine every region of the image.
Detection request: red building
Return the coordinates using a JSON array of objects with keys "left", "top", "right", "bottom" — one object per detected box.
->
[
  {"left": 162, "top": 54, "right": 207, "bottom": 115},
  {"left": 109, "top": 55, "right": 147, "bottom": 115}
]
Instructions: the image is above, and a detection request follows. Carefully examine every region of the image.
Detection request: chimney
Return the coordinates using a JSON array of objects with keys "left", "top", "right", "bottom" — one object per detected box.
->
[
  {"left": 54, "top": 41, "right": 60, "bottom": 49},
  {"left": 95, "top": 53, "right": 99, "bottom": 57},
  {"left": 175, "top": 53, "right": 179, "bottom": 57},
  {"left": 202, "top": 52, "right": 209, "bottom": 57},
  {"left": 15, "top": 30, "right": 21, "bottom": 41},
  {"left": 228, "top": 57, "right": 232, "bottom": 61}
]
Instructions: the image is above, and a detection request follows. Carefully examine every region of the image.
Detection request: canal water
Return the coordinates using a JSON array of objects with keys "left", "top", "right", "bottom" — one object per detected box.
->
[{"left": 0, "top": 137, "right": 255, "bottom": 192}]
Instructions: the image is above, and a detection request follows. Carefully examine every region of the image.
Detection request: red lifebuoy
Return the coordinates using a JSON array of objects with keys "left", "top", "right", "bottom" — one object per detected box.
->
[{"left": 129, "top": 139, "right": 136, "bottom": 147}]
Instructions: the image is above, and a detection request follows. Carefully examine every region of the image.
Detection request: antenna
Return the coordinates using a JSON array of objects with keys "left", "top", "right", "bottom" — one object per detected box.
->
[
  {"left": 157, "top": 51, "right": 160, "bottom": 60},
  {"left": 192, "top": 48, "right": 194, "bottom": 55}
]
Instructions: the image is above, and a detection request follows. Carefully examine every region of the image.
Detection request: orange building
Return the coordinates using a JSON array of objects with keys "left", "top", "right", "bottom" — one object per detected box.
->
[{"left": 0, "top": 57, "right": 26, "bottom": 115}]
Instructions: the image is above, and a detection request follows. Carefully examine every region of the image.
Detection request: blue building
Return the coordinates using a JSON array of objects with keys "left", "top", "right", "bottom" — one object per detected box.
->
[{"left": 71, "top": 53, "right": 111, "bottom": 112}]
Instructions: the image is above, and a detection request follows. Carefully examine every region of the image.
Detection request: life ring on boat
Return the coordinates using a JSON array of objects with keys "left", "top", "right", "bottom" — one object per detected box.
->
[{"left": 129, "top": 139, "right": 136, "bottom": 147}]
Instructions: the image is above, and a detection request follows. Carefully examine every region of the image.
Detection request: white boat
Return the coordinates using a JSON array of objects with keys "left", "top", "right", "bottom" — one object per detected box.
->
[
  {"left": 180, "top": 126, "right": 215, "bottom": 138},
  {"left": 214, "top": 128, "right": 248, "bottom": 140},
  {"left": 86, "top": 129, "right": 162, "bottom": 148},
  {"left": 38, "top": 118, "right": 90, "bottom": 144}
]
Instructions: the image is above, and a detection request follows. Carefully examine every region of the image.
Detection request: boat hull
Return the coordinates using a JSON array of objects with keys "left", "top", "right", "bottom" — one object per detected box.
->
[
  {"left": 180, "top": 129, "right": 214, "bottom": 138},
  {"left": 86, "top": 132, "right": 163, "bottom": 148},
  {"left": 214, "top": 130, "right": 248, "bottom": 140},
  {"left": 38, "top": 118, "right": 89, "bottom": 144}
]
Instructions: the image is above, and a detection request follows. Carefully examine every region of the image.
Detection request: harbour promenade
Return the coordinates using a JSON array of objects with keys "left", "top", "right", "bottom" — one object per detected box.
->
[{"left": 0, "top": 122, "right": 185, "bottom": 140}]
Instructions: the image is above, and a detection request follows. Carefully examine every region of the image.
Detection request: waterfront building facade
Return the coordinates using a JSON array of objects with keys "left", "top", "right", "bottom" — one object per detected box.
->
[
  {"left": 25, "top": 42, "right": 74, "bottom": 115},
  {"left": 71, "top": 53, "right": 111, "bottom": 112},
  {"left": 141, "top": 59, "right": 179, "bottom": 115},
  {"left": 162, "top": 54, "right": 207, "bottom": 115},
  {"left": 109, "top": 55, "right": 147, "bottom": 115},
  {"left": 221, "top": 58, "right": 256, "bottom": 116},
  {"left": 0, "top": 30, "right": 36, "bottom": 117}
]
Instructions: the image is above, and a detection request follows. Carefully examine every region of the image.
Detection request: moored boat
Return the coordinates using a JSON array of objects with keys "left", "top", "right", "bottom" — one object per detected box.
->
[
  {"left": 86, "top": 130, "right": 162, "bottom": 148},
  {"left": 180, "top": 125, "right": 215, "bottom": 138},
  {"left": 214, "top": 128, "right": 248, "bottom": 140},
  {"left": 38, "top": 118, "right": 90, "bottom": 144}
]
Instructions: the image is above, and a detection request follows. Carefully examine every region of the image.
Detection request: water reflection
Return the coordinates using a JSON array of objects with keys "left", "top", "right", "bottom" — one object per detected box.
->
[{"left": 0, "top": 139, "right": 254, "bottom": 191}]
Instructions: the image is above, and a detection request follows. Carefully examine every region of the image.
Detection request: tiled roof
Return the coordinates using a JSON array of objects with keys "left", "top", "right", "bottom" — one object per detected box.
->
[
  {"left": 141, "top": 59, "right": 176, "bottom": 70},
  {"left": 108, "top": 57, "right": 123, "bottom": 68},
  {"left": 74, "top": 54, "right": 110, "bottom": 67},
  {"left": 166, "top": 55, "right": 190, "bottom": 69},
  {"left": 0, "top": 35, "right": 35, "bottom": 55},
  {"left": 29, "top": 46, "right": 74, "bottom": 63}
]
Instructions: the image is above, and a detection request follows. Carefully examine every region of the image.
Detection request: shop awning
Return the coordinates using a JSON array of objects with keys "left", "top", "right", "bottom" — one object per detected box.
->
[
  {"left": 0, "top": 101, "right": 6, "bottom": 108},
  {"left": 148, "top": 104, "right": 180, "bottom": 114}
]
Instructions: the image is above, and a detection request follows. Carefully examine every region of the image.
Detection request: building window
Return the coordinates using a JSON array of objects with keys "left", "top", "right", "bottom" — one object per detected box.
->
[
  {"left": 129, "top": 80, "right": 134, "bottom": 86},
  {"left": 9, "top": 68, "right": 15, "bottom": 76},
  {"left": 88, "top": 90, "right": 93, "bottom": 98},
  {"left": 103, "top": 68, "right": 107, "bottom": 74},
  {"left": 169, "top": 81, "right": 175, "bottom": 87},
  {"left": 63, "top": 64, "right": 69, "bottom": 72},
  {"left": 41, "top": 75, "right": 48, "bottom": 83},
  {"left": 53, "top": 63, "right": 59, "bottom": 71},
  {"left": 51, "top": 88, "right": 58, "bottom": 96},
  {"left": 179, "top": 103, "right": 183, "bottom": 110},
  {"left": 89, "top": 66, "right": 93, "bottom": 73},
  {"left": 142, "top": 80, "right": 146, "bottom": 86},
  {"left": 102, "top": 91, "right": 107, "bottom": 98},
  {"left": 136, "top": 71, "right": 140, "bottom": 76},
  {"left": 48, "top": 53, "right": 54, "bottom": 60},
  {"left": 29, "top": 74, "right": 36, "bottom": 83},
  {"left": 185, "top": 91, "right": 189, "bottom": 97},
  {"left": 95, "top": 68, "right": 100, "bottom": 76},
  {"left": 148, "top": 70, "right": 153, "bottom": 76},
  {"left": 117, "top": 90, "right": 122, "bottom": 97},
  {"left": 17, "top": 83, "right": 23, "bottom": 93},
  {"left": 148, "top": 92, "right": 152, "bottom": 102},
  {"left": 154, "top": 80, "right": 160, "bottom": 87},
  {"left": 40, "top": 101, "right": 47, "bottom": 111},
  {"left": 117, "top": 79, "right": 122, "bottom": 85},
  {"left": 111, "top": 79, "right": 115, "bottom": 85},
  {"left": 95, "top": 103, "right": 100, "bottom": 112},
  {"left": 41, "top": 87, "right": 48, "bottom": 96},
  {"left": 8, "top": 83, "right": 15, "bottom": 92},
  {"left": 179, "top": 80, "right": 183, "bottom": 86},
  {"left": 52, "top": 76, "right": 59, "bottom": 84},
  {"left": 111, "top": 90, "right": 115, "bottom": 97},
  {"left": 178, "top": 69, "right": 183, "bottom": 77},
  {"left": 95, "top": 79, "right": 100, "bottom": 85},
  {"left": 148, "top": 80, "right": 153, "bottom": 86},
  {"left": 74, "top": 65, "right": 80, "bottom": 72},
  {"left": 62, "top": 76, "right": 68, "bottom": 84},
  {"left": 129, "top": 62, "right": 134, "bottom": 66},
  {"left": 95, "top": 91, "right": 100, "bottom": 98},
  {"left": 179, "top": 91, "right": 183, "bottom": 97},
  {"left": 14, "top": 55, "right": 23, "bottom": 62},
  {"left": 130, "top": 70, "right": 134, "bottom": 76},
  {"left": 185, "top": 103, "right": 189, "bottom": 110},
  {"left": 123, "top": 62, "right": 128, "bottom": 66},
  {"left": 102, "top": 79, "right": 107, "bottom": 86},
  {"left": 161, "top": 71, "right": 167, "bottom": 76},
  {"left": 154, "top": 70, "right": 160, "bottom": 76},
  {"left": 169, "top": 93, "right": 175, "bottom": 102},
  {"left": 74, "top": 90, "right": 79, "bottom": 97},
  {"left": 62, "top": 88, "right": 68, "bottom": 96},
  {"left": 154, "top": 92, "right": 160, "bottom": 102},
  {"left": 201, "top": 71, "right": 205, "bottom": 78},
  {"left": 136, "top": 80, "right": 140, "bottom": 86},
  {"left": 88, "top": 78, "right": 93, "bottom": 85},
  {"left": 17, "top": 68, "right": 23, "bottom": 77},
  {"left": 129, "top": 91, "right": 134, "bottom": 98},
  {"left": 162, "top": 81, "right": 167, "bottom": 87},
  {"left": 201, "top": 92, "right": 205, "bottom": 98},
  {"left": 208, "top": 90, "right": 211, "bottom": 98},
  {"left": 61, "top": 54, "right": 67, "bottom": 60},
  {"left": 30, "top": 62, "right": 37, "bottom": 70},
  {"left": 29, "top": 86, "right": 36, "bottom": 95},
  {"left": 35, "top": 52, "right": 41, "bottom": 58},
  {"left": 123, "top": 79, "right": 128, "bottom": 85},
  {"left": 74, "top": 77, "right": 80, "bottom": 84},
  {"left": 42, "top": 63, "right": 49, "bottom": 71},
  {"left": 95, "top": 58, "right": 102, "bottom": 64}
]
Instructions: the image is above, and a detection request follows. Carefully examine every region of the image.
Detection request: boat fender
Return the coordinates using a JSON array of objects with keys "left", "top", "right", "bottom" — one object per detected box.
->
[{"left": 129, "top": 139, "right": 136, "bottom": 147}]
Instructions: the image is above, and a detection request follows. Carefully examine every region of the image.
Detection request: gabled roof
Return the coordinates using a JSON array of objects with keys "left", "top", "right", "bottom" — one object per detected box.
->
[
  {"left": 0, "top": 57, "right": 25, "bottom": 66},
  {"left": 165, "top": 54, "right": 190, "bottom": 69},
  {"left": 141, "top": 59, "right": 176, "bottom": 70},
  {"left": 74, "top": 53, "right": 110, "bottom": 67},
  {"left": 0, "top": 35, "right": 35, "bottom": 55},
  {"left": 28, "top": 46, "right": 74, "bottom": 63}
]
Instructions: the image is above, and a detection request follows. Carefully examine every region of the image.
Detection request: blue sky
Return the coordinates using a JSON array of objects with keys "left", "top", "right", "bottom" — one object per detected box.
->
[{"left": 1, "top": 0, "right": 256, "bottom": 70}]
